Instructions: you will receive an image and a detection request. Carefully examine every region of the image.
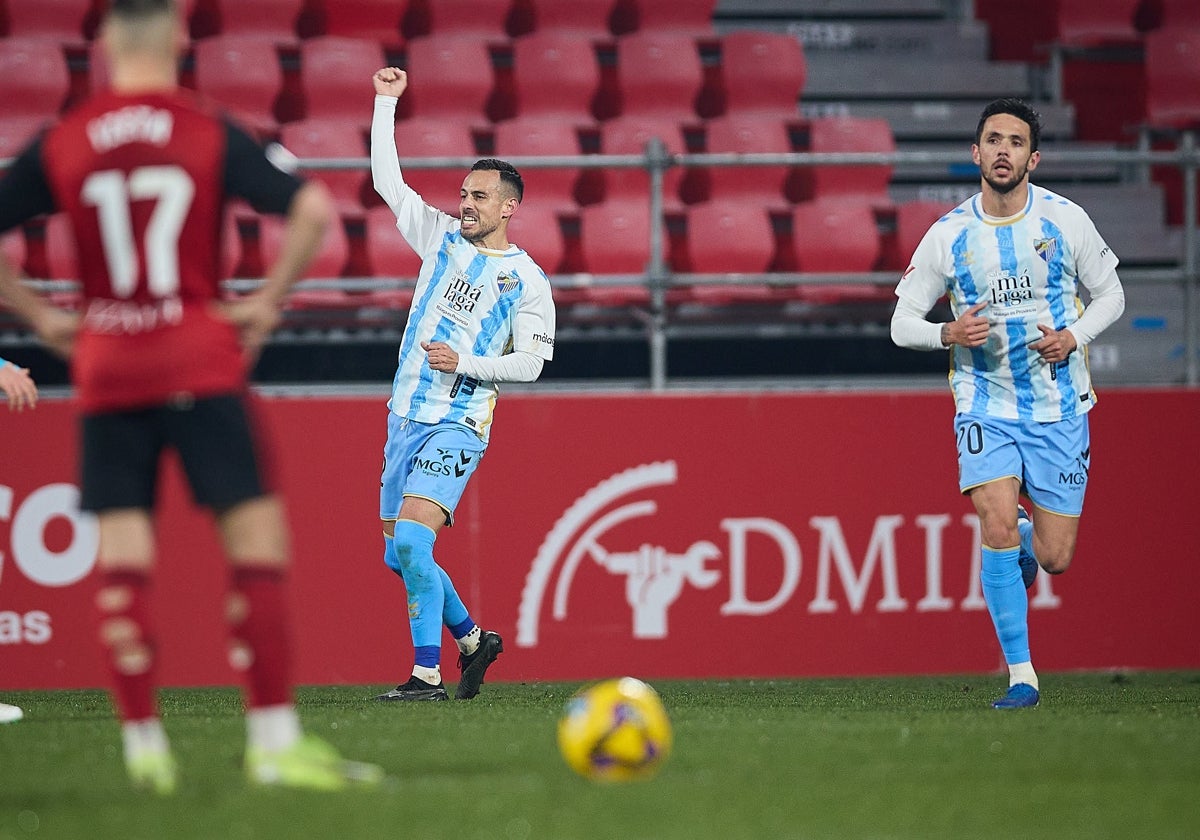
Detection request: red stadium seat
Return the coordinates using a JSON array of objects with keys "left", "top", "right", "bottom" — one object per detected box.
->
[
  {"left": 1162, "top": 0, "right": 1200, "bottom": 27},
  {"left": 3, "top": 0, "right": 94, "bottom": 43},
  {"left": 790, "top": 200, "right": 881, "bottom": 273},
  {"left": 893, "top": 200, "right": 958, "bottom": 270},
  {"left": 702, "top": 115, "right": 795, "bottom": 206},
  {"left": 685, "top": 204, "right": 775, "bottom": 274},
  {"left": 299, "top": 36, "right": 387, "bottom": 128},
  {"left": 523, "top": 0, "right": 615, "bottom": 36},
  {"left": 579, "top": 200, "right": 650, "bottom": 274},
  {"left": 511, "top": 32, "right": 601, "bottom": 120},
  {"left": 364, "top": 206, "right": 425, "bottom": 277},
  {"left": 388, "top": 117, "right": 478, "bottom": 214},
  {"left": 622, "top": 0, "right": 715, "bottom": 37},
  {"left": 313, "top": 0, "right": 407, "bottom": 46},
  {"left": 0, "top": 39, "right": 72, "bottom": 122},
  {"left": 795, "top": 117, "right": 895, "bottom": 205},
  {"left": 403, "top": 0, "right": 512, "bottom": 39},
  {"left": 192, "top": 35, "right": 286, "bottom": 137},
  {"left": 718, "top": 31, "right": 806, "bottom": 118},
  {"left": 257, "top": 213, "right": 350, "bottom": 278},
  {"left": 279, "top": 120, "right": 369, "bottom": 214},
  {"left": 199, "top": 0, "right": 304, "bottom": 42},
  {"left": 403, "top": 36, "right": 495, "bottom": 121},
  {"left": 1144, "top": 27, "right": 1200, "bottom": 129},
  {"left": 492, "top": 116, "right": 588, "bottom": 210},
  {"left": 599, "top": 116, "right": 689, "bottom": 209},
  {"left": 614, "top": 33, "right": 704, "bottom": 120},
  {"left": 506, "top": 203, "right": 567, "bottom": 275},
  {"left": 1054, "top": 0, "right": 1140, "bottom": 46}
]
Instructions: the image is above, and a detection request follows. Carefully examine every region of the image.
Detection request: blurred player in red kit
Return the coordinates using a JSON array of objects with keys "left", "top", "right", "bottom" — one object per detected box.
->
[{"left": 0, "top": 0, "right": 380, "bottom": 792}]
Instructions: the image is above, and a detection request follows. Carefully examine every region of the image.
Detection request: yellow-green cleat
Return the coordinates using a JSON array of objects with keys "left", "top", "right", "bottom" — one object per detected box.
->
[
  {"left": 127, "top": 749, "right": 178, "bottom": 796},
  {"left": 246, "top": 734, "right": 384, "bottom": 791}
]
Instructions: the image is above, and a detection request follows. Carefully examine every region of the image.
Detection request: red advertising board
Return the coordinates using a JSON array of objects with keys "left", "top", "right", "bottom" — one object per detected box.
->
[{"left": 1, "top": 388, "right": 1197, "bottom": 689}]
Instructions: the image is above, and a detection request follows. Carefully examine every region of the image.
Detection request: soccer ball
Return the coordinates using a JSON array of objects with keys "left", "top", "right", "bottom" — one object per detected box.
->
[{"left": 556, "top": 677, "right": 672, "bottom": 782}]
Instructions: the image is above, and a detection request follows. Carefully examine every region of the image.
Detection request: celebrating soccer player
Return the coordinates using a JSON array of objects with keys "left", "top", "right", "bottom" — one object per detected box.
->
[
  {"left": 369, "top": 66, "right": 556, "bottom": 701},
  {"left": 890, "top": 98, "right": 1125, "bottom": 709}
]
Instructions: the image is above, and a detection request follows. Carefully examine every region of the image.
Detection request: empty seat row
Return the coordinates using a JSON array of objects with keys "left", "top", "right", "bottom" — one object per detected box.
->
[
  {"left": 0, "top": 0, "right": 716, "bottom": 45},
  {"left": 1, "top": 106, "right": 892, "bottom": 223},
  {"left": 1144, "top": 25, "right": 1200, "bottom": 129},
  {"left": 972, "top": 0, "right": 1200, "bottom": 131},
  {"left": 0, "top": 30, "right": 806, "bottom": 143},
  {"left": 8, "top": 198, "right": 902, "bottom": 283},
  {"left": 274, "top": 113, "right": 893, "bottom": 216}
]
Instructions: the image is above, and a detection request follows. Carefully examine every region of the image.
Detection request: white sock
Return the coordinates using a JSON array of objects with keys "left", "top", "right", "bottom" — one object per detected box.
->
[
  {"left": 122, "top": 718, "right": 170, "bottom": 761},
  {"left": 245, "top": 704, "right": 302, "bottom": 754},
  {"left": 457, "top": 626, "right": 482, "bottom": 656},
  {"left": 413, "top": 664, "right": 441, "bottom": 684},
  {"left": 1009, "top": 662, "right": 1039, "bottom": 691}
]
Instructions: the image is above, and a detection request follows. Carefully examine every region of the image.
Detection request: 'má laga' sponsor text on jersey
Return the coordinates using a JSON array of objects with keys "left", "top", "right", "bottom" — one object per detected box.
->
[{"left": 384, "top": 190, "right": 556, "bottom": 441}]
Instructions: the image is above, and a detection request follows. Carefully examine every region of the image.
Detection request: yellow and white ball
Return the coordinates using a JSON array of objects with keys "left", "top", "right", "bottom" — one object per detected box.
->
[{"left": 556, "top": 677, "right": 672, "bottom": 782}]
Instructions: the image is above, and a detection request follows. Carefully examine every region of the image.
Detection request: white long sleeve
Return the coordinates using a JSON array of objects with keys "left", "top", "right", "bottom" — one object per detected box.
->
[
  {"left": 370, "top": 95, "right": 408, "bottom": 211},
  {"left": 455, "top": 350, "right": 544, "bottom": 383},
  {"left": 370, "top": 94, "right": 451, "bottom": 255},
  {"left": 1067, "top": 266, "right": 1125, "bottom": 347},
  {"left": 890, "top": 294, "right": 947, "bottom": 351}
]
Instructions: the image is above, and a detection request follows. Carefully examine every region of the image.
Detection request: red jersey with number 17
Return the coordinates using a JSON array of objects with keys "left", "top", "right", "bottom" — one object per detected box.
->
[{"left": 0, "top": 88, "right": 303, "bottom": 412}]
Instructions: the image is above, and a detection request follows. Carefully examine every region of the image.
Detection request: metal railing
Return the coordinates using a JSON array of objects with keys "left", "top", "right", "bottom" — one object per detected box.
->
[
  {"left": 295, "top": 139, "right": 1200, "bottom": 388},
  {"left": 4, "top": 139, "right": 1199, "bottom": 388}
]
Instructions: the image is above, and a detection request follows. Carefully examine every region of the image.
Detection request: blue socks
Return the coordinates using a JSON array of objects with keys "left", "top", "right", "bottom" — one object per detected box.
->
[
  {"left": 980, "top": 545, "right": 1030, "bottom": 665},
  {"left": 385, "top": 522, "right": 475, "bottom": 669},
  {"left": 437, "top": 566, "right": 470, "bottom": 631}
]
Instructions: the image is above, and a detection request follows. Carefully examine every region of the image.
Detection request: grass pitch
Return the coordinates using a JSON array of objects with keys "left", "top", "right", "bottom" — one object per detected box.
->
[{"left": 1, "top": 672, "right": 1198, "bottom": 840}]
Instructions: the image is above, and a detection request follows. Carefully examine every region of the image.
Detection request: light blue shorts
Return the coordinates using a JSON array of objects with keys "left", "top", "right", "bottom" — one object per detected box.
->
[
  {"left": 954, "top": 412, "right": 1090, "bottom": 516},
  {"left": 379, "top": 412, "right": 487, "bottom": 525}
]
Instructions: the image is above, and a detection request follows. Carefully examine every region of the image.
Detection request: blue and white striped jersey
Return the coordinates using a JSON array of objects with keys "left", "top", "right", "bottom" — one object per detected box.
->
[
  {"left": 382, "top": 197, "right": 555, "bottom": 440},
  {"left": 369, "top": 96, "right": 557, "bottom": 442},
  {"left": 895, "top": 185, "right": 1120, "bottom": 422}
]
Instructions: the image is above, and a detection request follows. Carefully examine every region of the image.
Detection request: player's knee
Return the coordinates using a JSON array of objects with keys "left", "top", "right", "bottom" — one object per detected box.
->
[
  {"left": 1031, "top": 534, "right": 1074, "bottom": 574},
  {"left": 383, "top": 540, "right": 403, "bottom": 575},
  {"left": 1039, "top": 551, "right": 1073, "bottom": 575},
  {"left": 390, "top": 539, "right": 430, "bottom": 581},
  {"left": 389, "top": 520, "right": 438, "bottom": 585},
  {"left": 981, "top": 524, "right": 1020, "bottom": 552}
]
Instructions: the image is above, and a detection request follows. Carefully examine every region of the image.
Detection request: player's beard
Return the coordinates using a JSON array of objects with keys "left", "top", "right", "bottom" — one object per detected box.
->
[
  {"left": 461, "top": 217, "right": 500, "bottom": 244},
  {"left": 982, "top": 160, "right": 1029, "bottom": 195}
]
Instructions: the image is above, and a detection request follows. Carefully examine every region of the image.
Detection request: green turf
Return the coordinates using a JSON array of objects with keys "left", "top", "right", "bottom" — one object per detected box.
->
[{"left": 2, "top": 673, "right": 1198, "bottom": 840}]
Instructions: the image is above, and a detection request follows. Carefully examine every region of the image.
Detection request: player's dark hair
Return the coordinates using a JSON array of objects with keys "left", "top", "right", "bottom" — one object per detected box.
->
[
  {"left": 976, "top": 98, "right": 1041, "bottom": 151},
  {"left": 472, "top": 158, "right": 524, "bottom": 202}
]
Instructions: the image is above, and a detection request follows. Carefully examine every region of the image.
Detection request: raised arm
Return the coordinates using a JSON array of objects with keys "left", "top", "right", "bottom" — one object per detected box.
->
[{"left": 370, "top": 68, "right": 452, "bottom": 255}]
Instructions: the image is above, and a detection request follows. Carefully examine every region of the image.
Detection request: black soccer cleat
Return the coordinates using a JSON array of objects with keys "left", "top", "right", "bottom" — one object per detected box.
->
[
  {"left": 374, "top": 675, "right": 448, "bottom": 702},
  {"left": 455, "top": 630, "right": 503, "bottom": 700}
]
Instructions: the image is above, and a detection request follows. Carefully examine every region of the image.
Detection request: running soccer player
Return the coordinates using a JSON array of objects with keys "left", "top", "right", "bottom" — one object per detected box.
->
[
  {"left": 890, "top": 98, "right": 1125, "bottom": 709},
  {"left": 0, "top": 0, "right": 380, "bottom": 791},
  {"left": 370, "top": 66, "right": 556, "bottom": 701}
]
